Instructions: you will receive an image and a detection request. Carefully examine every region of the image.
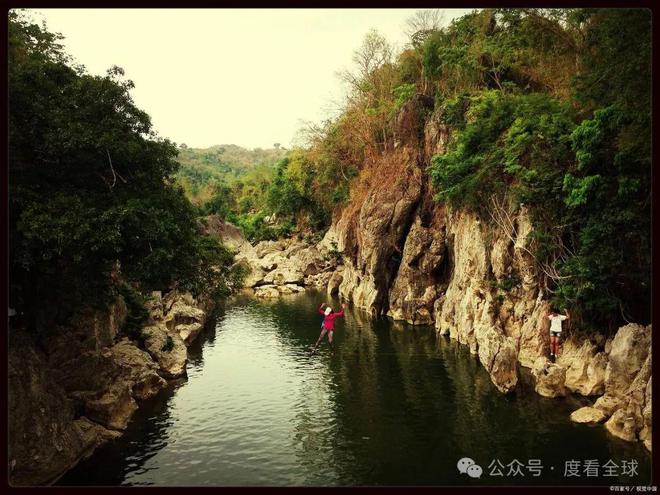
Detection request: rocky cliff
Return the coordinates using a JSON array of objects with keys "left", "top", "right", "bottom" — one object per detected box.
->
[
  {"left": 168, "top": 96, "right": 651, "bottom": 453},
  {"left": 313, "top": 95, "right": 652, "bottom": 450},
  {"left": 8, "top": 290, "right": 212, "bottom": 486}
]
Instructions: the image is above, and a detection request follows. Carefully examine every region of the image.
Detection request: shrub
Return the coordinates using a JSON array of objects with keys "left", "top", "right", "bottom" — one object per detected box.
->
[{"left": 161, "top": 335, "right": 174, "bottom": 353}]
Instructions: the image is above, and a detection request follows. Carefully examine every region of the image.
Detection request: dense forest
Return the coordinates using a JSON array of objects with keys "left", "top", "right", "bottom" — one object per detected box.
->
[
  {"left": 8, "top": 8, "right": 652, "bottom": 333},
  {"left": 199, "top": 8, "right": 650, "bottom": 330},
  {"left": 8, "top": 12, "right": 244, "bottom": 332}
]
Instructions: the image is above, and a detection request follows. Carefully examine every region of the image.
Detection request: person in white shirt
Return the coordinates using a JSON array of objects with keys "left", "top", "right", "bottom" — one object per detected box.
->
[{"left": 547, "top": 309, "right": 570, "bottom": 360}]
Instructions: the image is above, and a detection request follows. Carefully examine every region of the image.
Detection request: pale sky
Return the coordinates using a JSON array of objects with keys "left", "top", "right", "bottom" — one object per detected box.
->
[{"left": 28, "top": 8, "right": 474, "bottom": 149}]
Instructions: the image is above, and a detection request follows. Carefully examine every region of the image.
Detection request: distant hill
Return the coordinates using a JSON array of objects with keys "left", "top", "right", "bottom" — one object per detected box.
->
[{"left": 175, "top": 144, "right": 287, "bottom": 205}]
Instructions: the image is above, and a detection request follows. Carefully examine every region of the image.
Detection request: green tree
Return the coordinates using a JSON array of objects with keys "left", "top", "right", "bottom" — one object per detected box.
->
[{"left": 9, "top": 12, "right": 241, "bottom": 329}]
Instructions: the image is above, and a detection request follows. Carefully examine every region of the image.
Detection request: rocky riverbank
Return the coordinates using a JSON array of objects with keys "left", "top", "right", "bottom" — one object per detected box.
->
[
  {"left": 201, "top": 215, "right": 341, "bottom": 298},
  {"left": 8, "top": 290, "right": 213, "bottom": 486},
  {"left": 205, "top": 93, "right": 652, "bottom": 454}
]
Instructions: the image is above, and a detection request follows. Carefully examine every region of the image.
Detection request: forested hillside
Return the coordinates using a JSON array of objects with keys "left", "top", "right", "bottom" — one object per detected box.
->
[
  {"left": 235, "top": 8, "right": 650, "bottom": 331},
  {"left": 175, "top": 144, "right": 285, "bottom": 207}
]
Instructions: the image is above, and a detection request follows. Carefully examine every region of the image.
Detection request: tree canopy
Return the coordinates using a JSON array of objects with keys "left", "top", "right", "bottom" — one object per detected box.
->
[{"left": 9, "top": 12, "right": 242, "bottom": 328}]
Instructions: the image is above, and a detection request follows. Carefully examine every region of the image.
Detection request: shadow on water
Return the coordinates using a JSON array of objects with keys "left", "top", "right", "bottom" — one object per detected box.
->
[{"left": 59, "top": 290, "right": 651, "bottom": 486}]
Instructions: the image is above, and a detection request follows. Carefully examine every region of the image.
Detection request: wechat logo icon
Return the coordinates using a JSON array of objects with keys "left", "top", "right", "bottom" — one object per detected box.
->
[{"left": 457, "top": 457, "right": 483, "bottom": 479}]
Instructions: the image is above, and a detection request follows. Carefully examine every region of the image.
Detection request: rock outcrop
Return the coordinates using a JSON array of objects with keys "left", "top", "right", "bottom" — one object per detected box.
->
[
  {"left": 203, "top": 215, "right": 340, "bottom": 298},
  {"left": 556, "top": 337, "right": 607, "bottom": 396},
  {"left": 313, "top": 93, "right": 652, "bottom": 451},
  {"left": 532, "top": 358, "right": 567, "bottom": 398},
  {"left": 8, "top": 288, "right": 214, "bottom": 485},
  {"left": 600, "top": 324, "right": 652, "bottom": 448},
  {"left": 570, "top": 407, "right": 607, "bottom": 424},
  {"left": 8, "top": 331, "right": 121, "bottom": 486}
]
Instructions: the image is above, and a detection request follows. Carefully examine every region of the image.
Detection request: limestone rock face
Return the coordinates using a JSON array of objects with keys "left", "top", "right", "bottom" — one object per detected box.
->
[
  {"left": 641, "top": 377, "right": 652, "bottom": 451},
  {"left": 596, "top": 325, "right": 652, "bottom": 448},
  {"left": 594, "top": 395, "right": 624, "bottom": 417},
  {"left": 329, "top": 99, "right": 436, "bottom": 317},
  {"left": 8, "top": 332, "right": 120, "bottom": 486},
  {"left": 477, "top": 328, "right": 519, "bottom": 393},
  {"left": 557, "top": 338, "right": 607, "bottom": 396},
  {"left": 44, "top": 296, "right": 128, "bottom": 367},
  {"left": 332, "top": 147, "right": 425, "bottom": 316},
  {"left": 532, "top": 358, "right": 566, "bottom": 398},
  {"left": 570, "top": 407, "right": 607, "bottom": 424},
  {"left": 162, "top": 291, "right": 207, "bottom": 344},
  {"left": 142, "top": 324, "right": 188, "bottom": 378},
  {"left": 106, "top": 340, "right": 167, "bottom": 401},
  {"left": 604, "top": 324, "right": 651, "bottom": 396},
  {"left": 387, "top": 212, "right": 447, "bottom": 325},
  {"left": 84, "top": 383, "right": 138, "bottom": 431},
  {"left": 605, "top": 409, "right": 639, "bottom": 442},
  {"left": 327, "top": 270, "right": 344, "bottom": 296}
]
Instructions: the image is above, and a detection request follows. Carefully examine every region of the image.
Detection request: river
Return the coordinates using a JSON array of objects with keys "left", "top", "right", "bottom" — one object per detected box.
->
[{"left": 58, "top": 290, "right": 651, "bottom": 486}]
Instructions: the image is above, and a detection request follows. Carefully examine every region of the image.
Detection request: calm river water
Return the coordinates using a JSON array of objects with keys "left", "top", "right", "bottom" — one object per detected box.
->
[{"left": 59, "top": 290, "right": 651, "bottom": 486}]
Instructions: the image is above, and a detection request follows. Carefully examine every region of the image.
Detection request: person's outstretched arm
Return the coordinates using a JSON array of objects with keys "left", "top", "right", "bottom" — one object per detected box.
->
[
  {"left": 319, "top": 303, "right": 326, "bottom": 315},
  {"left": 334, "top": 303, "right": 346, "bottom": 317}
]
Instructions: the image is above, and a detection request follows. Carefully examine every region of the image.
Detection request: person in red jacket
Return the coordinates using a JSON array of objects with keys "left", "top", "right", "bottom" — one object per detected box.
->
[{"left": 312, "top": 302, "right": 345, "bottom": 351}]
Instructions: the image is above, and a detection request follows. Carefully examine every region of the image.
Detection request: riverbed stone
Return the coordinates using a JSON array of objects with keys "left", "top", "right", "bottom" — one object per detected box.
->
[
  {"left": 570, "top": 407, "right": 607, "bottom": 424},
  {"left": 254, "top": 285, "right": 281, "bottom": 299},
  {"left": 262, "top": 265, "right": 304, "bottom": 286}
]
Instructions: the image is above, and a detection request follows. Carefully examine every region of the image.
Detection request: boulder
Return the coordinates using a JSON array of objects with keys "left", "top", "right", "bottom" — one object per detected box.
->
[
  {"left": 593, "top": 395, "right": 623, "bottom": 417},
  {"left": 254, "top": 239, "right": 287, "bottom": 258},
  {"left": 556, "top": 338, "right": 607, "bottom": 396},
  {"left": 84, "top": 383, "right": 138, "bottom": 431},
  {"left": 532, "top": 358, "right": 566, "bottom": 398},
  {"left": 254, "top": 285, "right": 281, "bottom": 299},
  {"left": 477, "top": 328, "right": 519, "bottom": 393},
  {"left": 176, "top": 322, "right": 204, "bottom": 344},
  {"left": 262, "top": 265, "right": 304, "bottom": 286},
  {"left": 236, "top": 259, "right": 265, "bottom": 288},
  {"left": 258, "top": 251, "right": 283, "bottom": 271},
  {"left": 304, "top": 271, "right": 334, "bottom": 290},
  {"left": 605, "top": 408, "right": 639, "bottom": 442},
  {"left": 570, "top": 407, "right": 607, "bottom": 424},
  {"left": 278, "top": 284, "right": 306, "bottom": 295},
  {"left": 160, "top": 291, "right": 207, "bottom": 345},
  {"left": 292, "top": 246, "right": 326, "bottom": 276},
  {"left": 106, "top": 340, "right": 167, "bottom": 401},
  {"left": 200, "top": 215, "right": 257, "bottom": 258},
  {"left": 142, "top": 324, "right": 188, "bottom": 378},
  {"left": 604, "top": 323, "right": 651, "bottom": 396}
]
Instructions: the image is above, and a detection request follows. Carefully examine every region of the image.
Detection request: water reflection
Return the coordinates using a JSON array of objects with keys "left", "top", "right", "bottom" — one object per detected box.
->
[{"left": 59, "top": 291, "right": 651, "bottom": 486}]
